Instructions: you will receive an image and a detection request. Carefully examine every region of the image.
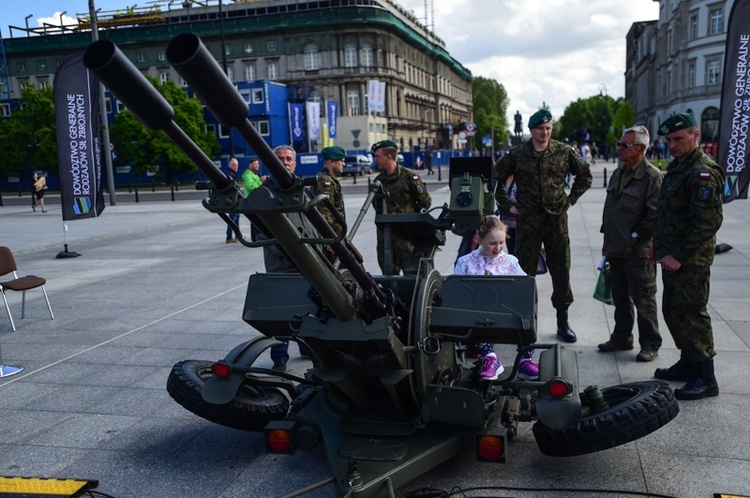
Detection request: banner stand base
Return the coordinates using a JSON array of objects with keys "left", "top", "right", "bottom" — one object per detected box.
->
[{"left": 56, "top": 244, "right": 81, "bottom": 259}]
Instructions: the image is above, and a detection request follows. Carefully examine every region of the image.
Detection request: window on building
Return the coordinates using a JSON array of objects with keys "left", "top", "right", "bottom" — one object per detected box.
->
[
  {"left": 362, "top": 43, "right": 373, "bottom": 67},
  {"left": 137, "top": 52, "right": 147, "bottom": 63},
  {"left": 689, "top": 15, "right": 698, "bottom": 40},
  {"left": 701, "top": 107, "right": 720, "bottom": 142},
  {"left": 240, "top": 89, "right": 251, "bottom": 103},
  {"left": 707, "top": 59, "right": 721, "bottom": 85},
  {"left": 667, "top": 69, "right": 672, "bottom": 94},
  {"left": 345, "top": 42, "right": 357, "bottom": 68},
  {"left": 158, "top": 51, "right": 166, "bottom": 62},
  {"left": 244, "top": 42, "right": 254, "bottom": 54},
  {"left": 252, "top": 89, "right": 264, "bottom": 104},
  {"left": 304, "top": 44, "right": 320, "bottom": 70},
  {"left": 159, "top": 72, "right": 170, "bottom": 84},
  {"left": 267, "top": 40, "right": 277, "bottom": 52},
  {"left": 709, "top": 7, "right": 723, "bottom": 35},
  {"left": 225, "top": 44, "right": 232, "bottom": 56},
  {"left": 667, "top": 29, "right": 673, "bottom": 55},
  {"left": 116, "top": 100, "right": 126, "bottom": 112},
  {"left": 226, "top": 66, "right": 234, "bottom": 82},
  {"left": 245, "top": 64, "right": 256, "bottom": 81},
  {"left": 39, "top": 80, "right": 49, "bottom": 89},
  {"left": 105, "top": 98, "right": 112, "bottom": 114},
  {"left": 268, "top": 62, "right": 279, "bottom": 80},
  {"left": 688, "top": 62, "right": 696, "bottom": 88},
  {"left": 17, "top": 61, "right": 26, "bottom": 72},
  {"left": 206, "top": 124, "right": 216, "bottom": 135},
  {"left": 347, "top": 89, "right": 360, "bottom": 116},
  {"left": 219, "top": 124, "right": 230, "bottom": 138},
  {"left": 0, "top": 103, "right": 10, "bottom": 117},
  {"left": 37, "top": 60, "right": 47, "bottom": 71},
  {"left": 256, "top": 120, "right": 270, "bottom": 136}
]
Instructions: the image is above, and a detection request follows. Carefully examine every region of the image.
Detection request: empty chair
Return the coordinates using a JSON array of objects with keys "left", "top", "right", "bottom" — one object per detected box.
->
[{"left": 0, "top": 246, "right": 54, "bottom": 331}]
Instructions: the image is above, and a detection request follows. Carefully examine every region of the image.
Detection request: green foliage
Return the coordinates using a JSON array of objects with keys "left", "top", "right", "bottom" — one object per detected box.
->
[
  {"left": 110, "top": 77, "right": 219, "bottom": 181},
  {"left": 559, "top": 94, "right": 633, "bottom": 148},
  {"left": 0, "top": 84, "right": 58, "bottom": 177},
  {"left": 471, "top": 76, "right": 509, "bottom": 149}
]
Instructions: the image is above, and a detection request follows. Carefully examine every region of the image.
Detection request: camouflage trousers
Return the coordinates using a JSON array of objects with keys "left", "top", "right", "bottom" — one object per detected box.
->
[
  {"left": 514, "top": 211, "right": 573, "bottom": 309},
  {"left": 377, "top": 231, "right": 413, "bottom": 275},
  {"left": 661, "top": 266, "right": 716, "bottom": 363}
]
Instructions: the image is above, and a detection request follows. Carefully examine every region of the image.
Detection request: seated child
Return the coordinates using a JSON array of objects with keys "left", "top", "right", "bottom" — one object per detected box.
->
[{"left": 453, "top": 215, "right": 540, "bottom": 381}]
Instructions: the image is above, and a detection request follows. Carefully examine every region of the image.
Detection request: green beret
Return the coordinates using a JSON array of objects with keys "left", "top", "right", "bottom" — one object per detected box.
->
[
  {"left": 528, "top": 109, "right": 552, "bottom": 129},
  {"left": 321, "top": 146, "right": 346, "bottom": 161},
  {"left": 371, "top": 139, "right": 398, "bottom": 153},
  {"left": 657, "top": 113, "right": 697, "bottom": 135}
]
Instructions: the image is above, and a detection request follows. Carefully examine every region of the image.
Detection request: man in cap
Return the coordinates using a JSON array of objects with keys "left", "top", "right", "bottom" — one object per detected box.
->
[
  {"left": 599, "top": 125, "right": 662, "bottom": 362},
  {"left": 370, "top": 139, "right": 431, "bottom": 275},
  {"left": 495, "top": 109, "right": 592, "bottom": 343},
  {"left": 313, "top": 146, "right": 347, "bottom": 262},
  {"left": 652, "top": 113, "right": 723, "bottom": 400}
]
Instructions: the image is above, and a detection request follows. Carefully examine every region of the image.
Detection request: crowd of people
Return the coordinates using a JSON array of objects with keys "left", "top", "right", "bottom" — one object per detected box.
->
[{"left": 222, "top": 110, "right": 723, "bottom": 400}]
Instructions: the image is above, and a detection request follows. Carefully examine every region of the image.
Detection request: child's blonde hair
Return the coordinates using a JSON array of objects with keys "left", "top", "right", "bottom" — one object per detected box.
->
[{"left": 477, "top": 215, "right": 508, "bottom": 240}]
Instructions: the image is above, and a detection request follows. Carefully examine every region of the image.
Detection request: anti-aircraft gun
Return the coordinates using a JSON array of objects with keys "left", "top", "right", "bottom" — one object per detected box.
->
[{"left": 83, "top": 33, "right": 679, "bottom": 498}]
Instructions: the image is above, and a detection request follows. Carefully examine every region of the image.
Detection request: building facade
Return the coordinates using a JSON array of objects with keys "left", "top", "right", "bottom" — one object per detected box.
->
[
  {"left": 626, "top": 0, "right": 734, "bottom": 153},
  {"left": 1, "top": 0, "right": 473, "bottom": 158}
]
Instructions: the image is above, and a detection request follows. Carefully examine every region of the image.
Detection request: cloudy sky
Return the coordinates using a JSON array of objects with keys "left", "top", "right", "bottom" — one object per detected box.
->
[{"left": 5, "top": 0, "right": 661, "bottom": 126}]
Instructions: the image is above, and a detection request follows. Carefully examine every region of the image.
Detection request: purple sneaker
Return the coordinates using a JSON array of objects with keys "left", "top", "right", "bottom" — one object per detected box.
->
[
  {"left": 478, "top": 353, "right": 504, "bottom": 381},
  {"left": 518, "top": 358, "right": 539, "bottom": 380}
]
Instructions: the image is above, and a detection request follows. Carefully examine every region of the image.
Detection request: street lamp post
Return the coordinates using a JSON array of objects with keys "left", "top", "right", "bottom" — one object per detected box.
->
[
  {"left": 59, "top": 11, "right": 67, "bottom": 28},
  {"left": 218, "top": 0, "right": 235, "bottom": 157},
  {"left": 24, "top": 14, "right": 33, "bottom": 32}
]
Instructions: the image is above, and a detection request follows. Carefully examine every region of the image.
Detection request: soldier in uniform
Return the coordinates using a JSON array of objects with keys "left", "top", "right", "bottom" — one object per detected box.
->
[
  {"left": 370, "top": 139, "right": 431, "bottom": 275},
  {"left": 495, "top": 109, "right": 592, "bottom": 343},
  {"left": 313, "top": 146, "right": 346, "bottom": 263},
  {"left": 599, "top": 125, "right": 662, "bottom": 362},
  {"left": 652, "top": 113, "right": 723, "bottom": 400}
]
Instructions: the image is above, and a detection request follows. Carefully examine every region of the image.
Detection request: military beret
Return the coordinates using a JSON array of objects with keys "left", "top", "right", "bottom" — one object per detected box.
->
[
  {"left": 321, "top": 146, "right": 346, "bottom": 161},
  {"left": 371, "top": 139, "right": 398, "bottom": 153},
  {"left": 528, "top": 109, "right": 553, "bottom": 129},
  {"left": 657, "top": 113, "right": 697, "bottom": 135}
]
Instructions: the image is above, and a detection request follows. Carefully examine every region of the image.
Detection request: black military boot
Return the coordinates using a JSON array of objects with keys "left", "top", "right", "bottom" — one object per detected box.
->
[
  {"left": 674, "top": 358, "right": 719, "bottom": 400},
  {"left": 654, "top": 354, "right": 695, "bottom": 381},
  {"left": 556, "top": 308, "right": 577, "bottom": 343}
]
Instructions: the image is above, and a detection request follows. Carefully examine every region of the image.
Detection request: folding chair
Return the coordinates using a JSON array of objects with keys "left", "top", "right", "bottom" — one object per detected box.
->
[{"left": 0, "top": 246, "right": 54, "bottom": 331}]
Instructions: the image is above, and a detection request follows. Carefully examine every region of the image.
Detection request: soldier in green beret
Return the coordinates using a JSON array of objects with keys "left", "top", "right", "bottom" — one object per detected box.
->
[
  {"left": 495, "top": 109, "right": 593, "bottom": 343},
  {"left": 371, "top": 140, "right": 431, "bottom": 275},
  {"left": 652, "top": 113, "right": 724, "bottom": 400},
  {"left": 313, "top": 146, "right": 347, "bottom": 263}
]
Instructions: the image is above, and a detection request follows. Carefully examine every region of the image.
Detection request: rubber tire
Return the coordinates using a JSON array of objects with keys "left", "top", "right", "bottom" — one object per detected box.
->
[
  {"left": 167, "top": 360, "right": 289, "bottom": 432},
  {"left": 532, "top": 381, "right": 679, "bottom": 457}
]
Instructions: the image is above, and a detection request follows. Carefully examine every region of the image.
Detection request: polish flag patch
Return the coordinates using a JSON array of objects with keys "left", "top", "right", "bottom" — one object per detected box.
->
[{"left": 699, "top": 172, "right": 711, "bottom": 180}]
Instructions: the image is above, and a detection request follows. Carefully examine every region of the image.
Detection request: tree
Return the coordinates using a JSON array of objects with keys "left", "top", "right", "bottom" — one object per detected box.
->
[
  {"left": 471, "top": 76, "right": 510, "bottom": 150},
  {"left": 110, "top": 77, "right": 219, "bottom": 183},
  {"left": 0, "top": 84, "right": 58, "bottom": 177},
  {"left": 559, "top": 94, "right": 619, "bottom": 147}
]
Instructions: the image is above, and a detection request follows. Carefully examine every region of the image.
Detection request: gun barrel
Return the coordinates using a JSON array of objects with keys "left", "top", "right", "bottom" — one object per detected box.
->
[{"left": 82, "top": 40, "right": 230, "bottom": 190}]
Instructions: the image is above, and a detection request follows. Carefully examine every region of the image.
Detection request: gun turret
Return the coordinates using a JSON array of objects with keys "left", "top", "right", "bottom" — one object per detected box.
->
[{"left": 83, "top": 35, "right": 397, "bottom": 325}]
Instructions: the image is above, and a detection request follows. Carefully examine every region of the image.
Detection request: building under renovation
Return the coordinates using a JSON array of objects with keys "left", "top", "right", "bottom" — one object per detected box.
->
[{"left": 1, "top": 0, "right": 474, "bottom": 158}]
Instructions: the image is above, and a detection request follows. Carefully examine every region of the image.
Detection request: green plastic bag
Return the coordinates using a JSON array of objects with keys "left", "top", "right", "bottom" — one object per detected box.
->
[{"left": 593, "top": 265, "right": 614, "bottom": 306}]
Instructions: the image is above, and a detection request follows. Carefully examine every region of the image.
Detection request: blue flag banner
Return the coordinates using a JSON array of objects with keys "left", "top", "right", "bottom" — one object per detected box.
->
[
  {"left": 327, "top": 101, "right": 338, "bottom": 139},
  {"left": 291, "top": 103, "right": 304, "bottom": 142},
  {"left": 717, "top": 0, "right": 750, "bottom": 202},
  {"left": 53, "top": 52, "right": 105, "bottom": 220}
]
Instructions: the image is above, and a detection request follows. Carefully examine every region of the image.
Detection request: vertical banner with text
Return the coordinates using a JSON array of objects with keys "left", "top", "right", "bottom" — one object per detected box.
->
[
  {"left": 306, "top": 101, "right": 321, "bottom": 141},
  {"left": 53, "top": 52, "right": 104, "bottom": 220},
  {"left": 327, "top": 101, "right": 338, "bottom": 140},
  {"left": 718, "top": 0, "right": 750, "bottom": 202},
  {"left": 290, "top": 103, "right": 304, "bottom": 142}
]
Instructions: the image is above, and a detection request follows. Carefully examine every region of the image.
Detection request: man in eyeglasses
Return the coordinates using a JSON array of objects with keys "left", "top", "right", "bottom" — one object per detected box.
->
[
  {"left": 652, "top": 113, "right": 724, "bottom": 400},
  {"left": 599, "top": 126, "right": 662, "bottom": 362},
  {"left": 495, "top": 109, "right": 592, "bottom": 343}
]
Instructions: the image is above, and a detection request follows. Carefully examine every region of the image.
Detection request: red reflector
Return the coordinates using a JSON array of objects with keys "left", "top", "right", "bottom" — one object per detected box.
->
[
  {"left": 267, "top": 429, "right": 292, "bottom": 452},
  {"left": 212, "top": 362, "right": 230, "bottom": 378},
  {"left": 548, "top": 379, "right": 570, "bottom": 398},
  {"left": 477, "top": 435, "right": 504, "bottom": 461}
]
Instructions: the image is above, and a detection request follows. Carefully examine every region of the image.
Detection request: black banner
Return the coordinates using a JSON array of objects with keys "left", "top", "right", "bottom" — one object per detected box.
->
[
  {"left": 718, "top": 0, "right": 750, "bottom": 202},
  {"left": 53, "top": 52, "right": 105, "bottom": 220}
]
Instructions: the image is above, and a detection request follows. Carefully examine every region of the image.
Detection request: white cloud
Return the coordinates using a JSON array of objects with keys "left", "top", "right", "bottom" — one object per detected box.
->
[{"left": 396, "top": 0, "right": 659, "bottom": 125}]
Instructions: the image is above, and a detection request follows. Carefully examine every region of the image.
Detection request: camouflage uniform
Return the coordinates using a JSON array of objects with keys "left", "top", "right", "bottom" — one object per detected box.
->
[
  {"left": 312, "top": 168, "right": 345, "bottom": 236},
  {"left": 372, "top": 165, "right": 431, "bottom": 274},
  {"left": 495, "top": 139, "right": 592, "bottom": 309},
  {"left": 653, "top": 147, "right": 723, "bottom": 364},
  {"left": 601, "top": 158, "right": 662, "bottom": 351}
]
